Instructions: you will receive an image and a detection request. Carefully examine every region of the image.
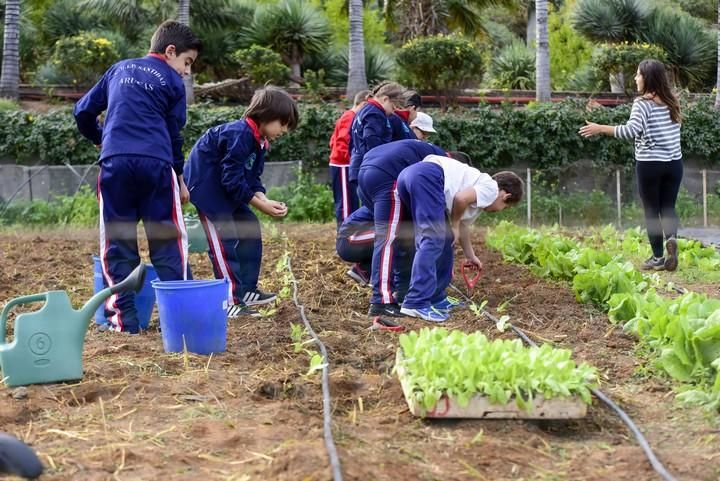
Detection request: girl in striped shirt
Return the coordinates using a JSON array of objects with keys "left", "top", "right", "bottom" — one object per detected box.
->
[{"left": 579, "top": 59, "right": 682, "bottom": 272}]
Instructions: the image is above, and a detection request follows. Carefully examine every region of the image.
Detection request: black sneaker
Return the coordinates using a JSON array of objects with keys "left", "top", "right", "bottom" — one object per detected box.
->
[
  {"left": 228, "top": 303, "right": 261, "bottom": 318},
  {"left": 368, "top": 303, "right": 406, "bottom": 317},
  {"left": 346, "top": 264, "right": 370, "bottom": 287},
  {"left": 641, "top": 256, "right": 665, "bottom": 271},
  {"left": 664, "top": 238, "right": 678, "bottom": 272},
  {"left": 243, "top": 289, "right": 277, "bottom": 306}
]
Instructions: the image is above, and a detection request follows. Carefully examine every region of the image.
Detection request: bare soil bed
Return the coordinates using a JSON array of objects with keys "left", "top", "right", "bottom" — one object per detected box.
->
[{"left": 0, "top": 224, "right": 718, "bottom": 481}]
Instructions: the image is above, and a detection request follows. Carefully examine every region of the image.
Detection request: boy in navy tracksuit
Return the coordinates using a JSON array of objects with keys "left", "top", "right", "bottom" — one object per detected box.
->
[
  {"left": 357, "top": 139, "right": 447, "bottom": 316},
  {"left": 390, "top": 91, "right": 421, "bottom": 140},
  {"left": 183, "top": 87, "right": 298, "bottom": 317},
  {"left": 397, "top": 156, "right": 524, "bottom": 322},
  {"left": 74, "top": 21, "right": 201, "bottom": 334},
  {"left": 348, "top": 82, "right": 406, "bottom": 189}
]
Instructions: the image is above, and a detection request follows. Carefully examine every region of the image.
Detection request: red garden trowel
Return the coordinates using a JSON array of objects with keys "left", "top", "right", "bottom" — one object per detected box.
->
[
  {"left": 461, "top": 261, "right": 482, "bottom": 292},
  {"left": 370, "top": 316, "right": 405, "bottom": 332}
]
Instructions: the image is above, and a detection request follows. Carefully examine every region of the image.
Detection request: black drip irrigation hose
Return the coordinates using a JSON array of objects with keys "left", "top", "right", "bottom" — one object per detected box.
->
[
  {"left": 287, "top": 257, "right": 343, "bottom": 481},
  {"left": 448, "top": 283, "right": 678, "bottom": 481}
]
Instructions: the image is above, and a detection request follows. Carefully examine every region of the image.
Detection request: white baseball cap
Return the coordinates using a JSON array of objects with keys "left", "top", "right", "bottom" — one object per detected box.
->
[{"left": 410, "top": 112, "right": 436, "bottom": 133}]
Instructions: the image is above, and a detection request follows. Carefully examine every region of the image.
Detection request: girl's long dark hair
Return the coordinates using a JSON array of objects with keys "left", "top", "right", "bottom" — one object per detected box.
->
[{"left": 638, "top": 59, "right": 681, "bottom": 124}]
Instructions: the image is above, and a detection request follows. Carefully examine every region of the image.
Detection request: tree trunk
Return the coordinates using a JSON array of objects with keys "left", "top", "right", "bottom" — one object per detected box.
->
[
  {"left": 716, "top": 0, "right": 720, "bottom": 108},
  {"left": 0, "top": 0, "right": 21, "bottom": 100},
  {"left": 535, "top": 0, "right": 551, "bottom": 102},
  {"left": 526, "top": 3, "right": 536, "bottom": 47},
  {"left": 177, "top": 0, "right": 194, "bottom": 104},
  {"left": 346, "top": 0, "right": 367, "bottom": 101}
]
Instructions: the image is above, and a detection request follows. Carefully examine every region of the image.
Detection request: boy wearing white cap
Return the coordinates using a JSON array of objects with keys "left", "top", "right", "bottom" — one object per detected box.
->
[{"left": 410, "top": 112, "right": 437, "bottom": 141}]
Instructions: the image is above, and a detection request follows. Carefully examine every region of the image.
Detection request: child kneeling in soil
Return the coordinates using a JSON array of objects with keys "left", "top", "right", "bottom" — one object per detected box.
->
[
  {"left": 396, "top": 156, "right": 523, "bottom": 322},
  {"left": 183, "top": 87, "right": 298, "bottom": 317}
]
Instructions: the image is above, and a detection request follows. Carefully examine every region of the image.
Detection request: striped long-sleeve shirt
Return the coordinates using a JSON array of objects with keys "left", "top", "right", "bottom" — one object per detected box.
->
[{"left": 613, "top": 98, "right": 681, "bottom": 162}]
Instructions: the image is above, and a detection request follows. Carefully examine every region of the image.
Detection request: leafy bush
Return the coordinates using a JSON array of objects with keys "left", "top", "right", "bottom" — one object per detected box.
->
[
  {"left": 549, "top": 0, "right": 594, "bottom": 90},
  {"left": 51, "top": 32, "right": 120, "bottom": 86},
  {"left": 265, "top": 171, "right": 334, "bottom": 223},
  {"left": 396, "top": 34, "right": 485, "bottom": 103},
  {"left": 486, "top": 41, "right": 535, "bottom": 90},
  {"left": 0, "top": 186, "right": 98, "bottom": 226},
  {"left": 592, "top": 42, "right": 667, "bottom": 93},
  {"left": 233, "top": 45, "right": 290, "bottom": 86}
]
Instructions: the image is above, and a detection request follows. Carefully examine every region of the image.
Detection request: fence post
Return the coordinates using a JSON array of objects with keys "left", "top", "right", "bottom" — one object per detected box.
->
[
  {"left": 702, "top": 169, "right": 708, "bottom": 228},
  {"left": 616, "top": 170, "right": 622, "bottom": 229},
  {"left": 526, "top": 168, "right": 532, "bottom": 227}
]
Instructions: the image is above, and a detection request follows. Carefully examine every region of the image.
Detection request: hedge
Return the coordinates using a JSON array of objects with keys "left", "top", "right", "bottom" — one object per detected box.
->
[{"left": 3, "top": 96, "right": 720, "bottom": 171}]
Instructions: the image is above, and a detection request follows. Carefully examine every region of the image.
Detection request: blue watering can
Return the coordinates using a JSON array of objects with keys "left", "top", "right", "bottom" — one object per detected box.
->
[{"left": 0, "top": 264, "right": 146, "bottom": 387}]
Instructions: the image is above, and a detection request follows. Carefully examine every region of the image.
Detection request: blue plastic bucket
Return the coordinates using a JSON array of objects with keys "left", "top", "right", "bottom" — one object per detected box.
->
[
  {"left": 152, "top": 279, "right": 228, "bottom": 355},
  {"left": 92, "top": 256, "right": 158, "bottom": 329}
]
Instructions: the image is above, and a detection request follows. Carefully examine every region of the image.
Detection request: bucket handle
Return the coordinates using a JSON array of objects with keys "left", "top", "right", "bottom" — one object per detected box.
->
[{"left": 0, "top": 294, "right": 47, "bottom": 343}]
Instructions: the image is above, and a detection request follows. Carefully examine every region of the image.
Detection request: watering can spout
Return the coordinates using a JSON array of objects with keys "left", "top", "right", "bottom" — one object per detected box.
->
[{"left": 80, "top": 264, "right": 147, "bottom": 319}]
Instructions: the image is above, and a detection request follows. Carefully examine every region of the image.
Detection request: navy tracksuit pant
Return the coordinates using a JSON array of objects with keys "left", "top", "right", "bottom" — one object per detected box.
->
[
  {"left": 98, "top": 155, "right": 190, "bottom": 333},
  {"left": 336, "top": 205, "right": 374, "bottom": 269},
  {"left": 357, "top": 166, "right": 413, "bottom": 305},
  {"left": 198, "top": 204, "right": 262, "bottom": 306},
  {"left": 397, "top": 162, "right": 453, "bottom": 309},
  {"left": 330, "top": 165, "right": 360, "bottom": 226}
]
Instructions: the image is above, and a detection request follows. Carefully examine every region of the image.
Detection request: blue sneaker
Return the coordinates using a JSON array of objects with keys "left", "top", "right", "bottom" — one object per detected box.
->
[
  {"left": 432, "top": 296, "right": 465, "bottom": 312},
  {"left": 400, "top": 306, "right": 449, "bottom": 323}
]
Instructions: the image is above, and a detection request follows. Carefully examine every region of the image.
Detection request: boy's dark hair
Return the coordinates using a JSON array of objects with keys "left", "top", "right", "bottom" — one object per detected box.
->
[
  {"left": 447, "top": 151, "right": 472, "bottom": 165},
  {"left": 405, "top": 91, "right": 422, "bottom": 109},
  {"left": 492, "top": 171, "right": 524, "bottom": 205},
  {"left": 245, "top": 86, "right": 299, "bottom": 130},
  {"left": 150, "top": 20, "right": 202, "bottom": 55},
  {"left": 353, "top": 89, "right": 370, "bottom": 107}
]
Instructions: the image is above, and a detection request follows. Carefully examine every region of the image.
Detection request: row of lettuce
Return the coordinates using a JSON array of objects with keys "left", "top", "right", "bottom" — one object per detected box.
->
[{"left": 485, "top": 222, "right": 720, "bottom": 411}]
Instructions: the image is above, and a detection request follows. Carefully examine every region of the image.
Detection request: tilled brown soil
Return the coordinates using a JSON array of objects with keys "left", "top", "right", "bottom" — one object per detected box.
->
[{"left": 0, "top": 224, "right": 718, "bottom": 481}]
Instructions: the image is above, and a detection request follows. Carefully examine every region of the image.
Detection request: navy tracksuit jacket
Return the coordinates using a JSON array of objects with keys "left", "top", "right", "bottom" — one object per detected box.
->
[
  {"left": 183, "top": 119, "right": 268, "bottom": 306},
  {"left": 74, "top": 54, "right": 190, "bottom": 333},
  {"left": 357, "top": 140, "right": 446, "bottom": 305},
  {"left": 348, "top": 100, "right": 393, "bottom": 184}
]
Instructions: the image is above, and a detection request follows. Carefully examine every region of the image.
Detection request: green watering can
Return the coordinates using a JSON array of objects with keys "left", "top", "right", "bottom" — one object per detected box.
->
[
  {"left": 185, "top": 216, "right": 209, "bottom": 254},
  {"left": 0, "top": 264, "right": 146, "bottom": 387}
]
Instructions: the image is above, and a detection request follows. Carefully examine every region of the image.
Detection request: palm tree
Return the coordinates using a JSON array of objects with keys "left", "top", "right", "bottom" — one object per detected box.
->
[
  {"left": 0, "top": 0, "right": 21, "bottom": 99},
  {"left": 385, "top": 0, "right": 510, "bottom": 42},
  {"left": 346, "top": 0, "right": 367, "bottom": 101},
  {"left": 535, "top": 0, "right": 550, "bottom": 101},
  {"left": 241, "top": 0, "right": 331, "bottom": 81},
  {"left": 177, "top": 0, "right": 194, "bottom": 104},
  {"left": 716, "top": 0, "right": 720, "bottom": 108}
]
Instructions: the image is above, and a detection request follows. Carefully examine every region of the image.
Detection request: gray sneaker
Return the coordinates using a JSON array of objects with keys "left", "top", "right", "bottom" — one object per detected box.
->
[
  {"left": 641, "top": 256, "right": 665, "bottom": 271},
  {"left": 664, "top": 238, "right": 678, "bottom": 271}
]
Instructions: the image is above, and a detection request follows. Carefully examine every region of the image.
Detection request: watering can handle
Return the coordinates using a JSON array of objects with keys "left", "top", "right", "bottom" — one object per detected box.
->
[
  {"left": 109, "top": 264, "right": 146, "bottom": 295},
  {"left": 0, "top": 293, "right": 48, "bottom": 342}
]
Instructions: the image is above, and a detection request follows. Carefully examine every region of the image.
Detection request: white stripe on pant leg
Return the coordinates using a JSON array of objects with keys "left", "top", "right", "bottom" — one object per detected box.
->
[
  {"left": 379, "top": 188, "right": 401, "bottom": 304},
  {"left": 341, "top": 166, "right": 350, "bottom": 220},
  {"left": 348, "top": 230, "right": 375, "bottom": 243},
  {"left": 170, "top": 173, "right": 189, "bottom": 280},
  {"left": 97, "top": 175, "right": 123, "bottom": 332},
  {"left": 205, "top": 218, "right": 236, "bottom": 304}
]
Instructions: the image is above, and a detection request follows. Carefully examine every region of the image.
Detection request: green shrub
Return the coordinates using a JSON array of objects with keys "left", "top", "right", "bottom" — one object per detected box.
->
[
  {"left": 265, "top": 171, "right": 334, "bottom": 223},
  {"left": 592, "top": 42, "right": 667, "bottom": 93},
  {"left": 396, "top": 34, "right": 485, "bottom": 103},
  {"left": 0, "top": 186, "right": 98, "bottom": 227},
  {"left": 549, "top": 0, "right": 594, "bottom": 90},
  {"left": 233, "top": 45, "right": 290, "bottom": 86},
  {"left": 486, "top": 42, "right": 535, "bottom": 90},
  {"left": 51, "top": 32, "right": 120, "bottom": 86}
]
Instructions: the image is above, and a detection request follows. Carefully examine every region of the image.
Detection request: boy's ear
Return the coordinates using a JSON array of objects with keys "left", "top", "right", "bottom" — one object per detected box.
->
[
  {"left": 501, "top": 191, "right": 512, "bottom": 202},
  {"left": 164, "top": 44, "right": 177, "bottom": 58}
]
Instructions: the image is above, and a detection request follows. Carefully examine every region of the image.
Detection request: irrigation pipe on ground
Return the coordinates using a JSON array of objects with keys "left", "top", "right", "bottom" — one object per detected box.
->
[
  {"left": 287, "top": 257, "right": 343, "bottom": 481},
  {"left": 448, "top": 283, "right": 678, "bottom": 481}
]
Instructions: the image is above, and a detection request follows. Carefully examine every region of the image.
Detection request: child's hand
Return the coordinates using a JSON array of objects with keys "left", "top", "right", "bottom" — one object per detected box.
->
[
  {"left": 262, "top": 199, "right": 288, "bottom": 217},
  {"left": 465, "top": 255, "right": 483, "bottom": 271},
  {"left": 179, "top": 179, "right": 190, "bottom": 204}
]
